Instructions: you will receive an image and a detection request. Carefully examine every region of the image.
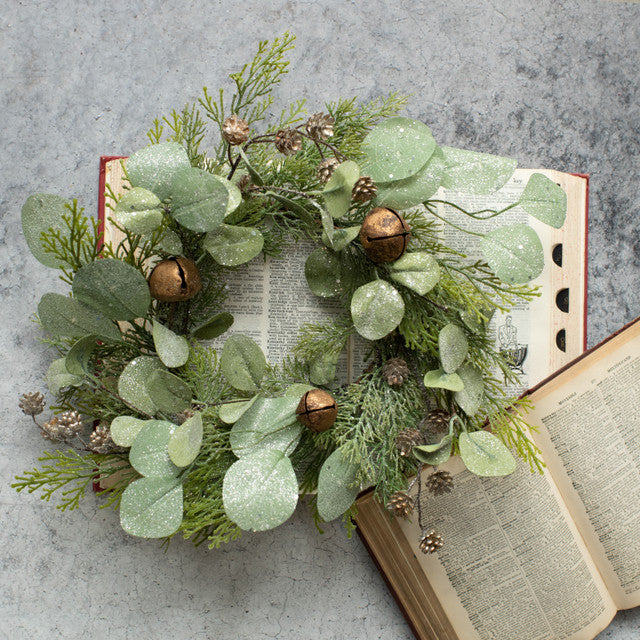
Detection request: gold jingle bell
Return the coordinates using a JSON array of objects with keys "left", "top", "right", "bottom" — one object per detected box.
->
[
  {"left": 360, "top": 207, "right": 411, "bottom": 263},
  {"left": 295, "top": 389, "right": 338, "bottom": 433},
  {"left": 148, "top": 256, "right": 202, "bottom": 302}
]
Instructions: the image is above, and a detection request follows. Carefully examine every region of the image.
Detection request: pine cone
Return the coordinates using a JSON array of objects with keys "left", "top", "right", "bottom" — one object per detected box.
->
[
  {"left": 305, "top": 113, "right": 334, "bottom": 141},
  {"left": 426, "top": 470, "right": 454, "bottom": 496},
  {"left": 396, "top": 428, "right": 424, "bottom": 457},
  {"left": 352, "top": 176, "right": 377, "bottom": 203},
  {"left": 89, "top": 424, "right": 121, "bottom": 454},
  {"left": 419, "top": 529, "right": 444, "bottom": 554},
  {"left": 41, "top": 417, "right": 63, "bottom": 442},
  {"left": 317, "top": 157, "right": 340, "bottom": 183},
  {"left": 274, "top": 129, "right": 303, "bottom": 155},
  {"left": 57, "top": 410, "right": 83, "bottom": 439},
  {"left": 222, "top": 114, "right": 250, "bottom": 145},
  {"left": 382, "top": 357, "right": 411, "bottom": 387},
  {"left": 175, "top": 409, "right": 195, "bottom": 425},
  {"left": 19, "top": 392, "right": 45, "bottom": 416},
  {"left": 420, "top": 409, "right": 451, "bottom": 439},
  {"left": 236, "top": 174, "right": 252, "bottom": 194},
  {"left": 387, "top": 491, "right": 414, "bottom": 518}
]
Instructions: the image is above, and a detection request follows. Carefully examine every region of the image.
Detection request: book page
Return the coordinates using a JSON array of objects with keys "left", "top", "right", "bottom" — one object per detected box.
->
[
  {"left": 526, "top": 319, "right": 640, "bottom": 608},
  {"left": 394, "top": 458, "right": 616, "bottom": 640}
]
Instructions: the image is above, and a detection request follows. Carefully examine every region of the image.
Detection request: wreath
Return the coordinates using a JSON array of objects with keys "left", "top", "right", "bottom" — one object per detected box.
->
[{"left": 14, "top": 34, "right": 566, "bottom": 552}]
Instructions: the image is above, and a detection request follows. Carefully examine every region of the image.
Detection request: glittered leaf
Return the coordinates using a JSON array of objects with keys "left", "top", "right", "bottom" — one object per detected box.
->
[
  {"left": 152, "top": 320, "right": 189, "bottom": 368},
  {"left": 72, "top": 259, "right": 151, "bottom": 321},
  {"left": 218, "top": 396, "right": 258, "bottom": 424},
  {"left": 323, "top": 161, "right": 360, "bottom": 218},
  {"left": 117, "top": 356, "right": 164, "bottom": 415},
  {"left": 317, "top": 449, "right": 359, "bottom": 522},
  {"left": 518, "top": 173, "right": 567, "bottom": 228},
  {"left": 129, "top": 419, "right": 180, "bottom": 478},
  {"left": 362, "top": 117, "right": 436, "bottom": 183},
  {"left": 191, "top": 312, "right": 234, "bottom": 340},
  {"left": 480, "top": 224, "right": 544, "bottom": 284},
  {"left": 460, "top": 304, "right": 495, "bottom": 333},
  {"left": 46, "top": 358, "right": 83, "bottom": 395},
  {"left": 459, "top": 431, "right": 516, "bottom": 476},
  {"left": 413, "top": 435, "right": 454, "bottom": 466},
  {"left": 65, "top": 335, "right": 99, "bottom": 377},
  {"left": 203, "top": 224, "right": 264, "bottom": 266},
  {"left": 322, "top": 226, "right": 360, "bottom": 251},
  {"left": 351, "top": 280, "right": 405, "bottom": 341},
  {"left": 423, "top": 368, "right": 464, "bottom": 392},
  {"left": 440, "top": 146, "right": 517, "bottom": 195},
  {"left": 120, "top": 477, "right": 183, "bottom": 538},
  {"left": 321, "top": 206, "right": 334, "bottom": 246},
  {"left": 305, "top": 247, "right": 342, "bottom": 298},
  {"left": 390, "top": 252, "right": 441, "bottom": 295},
  {"left": 455, "top": 365, "right": 485, "bottom": 416},
  {"left": 439, "top": 323, "right": 468, "bottom": 373},
  {"left": 223, "top": 450, "right": 298, "bottom": 532},
  {"left": 284, "top": 384, "right": 315, "bottom": 397},
  {"left": 156, "top": 228, "right": 183, "bottom": 254},
  {"left": 220, "top": 335, "right": 266, "bottom": 392},
  {"left": 309, "top": 351, "right": 340, "bottom": 386},
  {"left": 168, "top": 413, "right": 203, "bottom": 467},
  {"left": 229, "top": 396, "right": 301, "bottom": 457},
  {"left": 238, "top": 148, "right": 264, "bottom": 186},
  {"left": 146, "top": 370, "right": 192, "bottom": 414},
  {"left": 170, "top": 167, "right": 228, "bottom": 232},
  {"left": 114, "top": 187, "right": 163, "bottom": 235},
  {"left": 38, "top": 293, "right": 121, "bottom": 342},
  {"left": 110, "top": 416, "right": 148, "bottom": 447},
  {"left": 21, "top": 193, "right": 72, "bottom": 268},
  {"left": 214, "top": 174, "right": 242, "bottom": 218}
]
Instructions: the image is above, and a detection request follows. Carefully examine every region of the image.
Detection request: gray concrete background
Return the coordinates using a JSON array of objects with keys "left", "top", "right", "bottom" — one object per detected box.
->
[{"left": 2, "top": 1, "right": 640, "bottom": 638}]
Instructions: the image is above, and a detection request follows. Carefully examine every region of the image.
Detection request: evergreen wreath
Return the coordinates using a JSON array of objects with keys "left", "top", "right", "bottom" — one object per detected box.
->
[{"left": 14, "top": 33, "right": 567, "bottom": 551}]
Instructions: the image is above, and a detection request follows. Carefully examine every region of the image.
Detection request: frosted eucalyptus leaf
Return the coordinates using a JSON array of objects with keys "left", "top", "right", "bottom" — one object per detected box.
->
[
  {"left": 120, "top": 477, "right": 183, "bottom": 538},
  {"left": 156, "top": 228, "right": 183, "bottom": 254},
  {"left": 46, "top": 358, "right": 83, "bottom": 395},
  {"left": 191, "top": 312, "right": 234, "bottom": 340},
  {"left": 440, "top": 146, "right": 517, "bottom": 194},
  {"left": 152, "top": 320, "right": 189, "bottom": 368},
  {"left": 455, "top": 365, "right": 484, "bottom": 416},
  {"left": 439, "top": 323, "right": 468, "bottom": 373},
  {"left": 413, "top": 435, "right": 454, "bottom": 466},
  {"left": 518, "top": 173, "right": 567, "bottom": 228},
  {"left": 118, "top": 356, "right": 164, "bottom": 415},
  {"left": 322, "top": 226, "right": 360, "bottom": 251},
  {"left": 460, "top": 304, "right": 495, "bottom": 333},
  {"left": 214, "top": 174, "right": 242, "bottom": 217},
  {"left": 110, "top": 416, "right": 148, "bottom": 447},
  {"left": 423, "top": 368, "right": 464, "bottom": 392},
  {"left": 459, "top": 431, "right": 516, "bottom": 476},
  {"left": 390, "top": 252, "right": 441, "bottom": 296},
  {"left": 223, "top": 450, "right": 298, "bottom": 532},
  {"left": 127, "top": 142, "right": 190, "bottom": 201},
  {"left": 38, "top": 293, "right": 121, "bottom": 342},
  {"left": 72, "top": 259, "right": 151, "bottom": 321},
  {"left": 321, "top": 206, "right": 334, "bottom": 246},
  {"left": 238, "top": 148, "right": 264, "bottom": 186},
  {"left": 203, "top": 224, "right": 264, "bottom": 266},
  {"left": 114, "top": 187, "right": 163, "bottom": 234},
  {"left": 351, "top": 280, "right": 405, "bottom": 341},
  {"left": 480, "top": 224, "right": 544, "bottom": 283},
  {"left": 305, "top": 247, "right": 342, "bottom": 298},
  {"left": 218, "top": 396, "right": 258, "bottom": 424},
  {"left": 21, "top": 193, "right": 72, "bottom": 268},
  {"left": 128, "top": 420, "right": 179, "bottom": 478},
  {"left": 284, "top": 383, "right": 315, "bottom": 397},
  {"left": 220, "top": 335, "right": 266, "bottom": 392},
  {"left": 146, "top": 370, "right": 192, "bottom": 413},
  {"left": 168, "top": 413, "right": 203, "bottom": 467},
  {"left": 170, "top": 167, "right": 228, "bottom": 232},
  {"left": 323, "top": 161, "right": 360, "bottom": 218},
  {"left": 317, "top": 449, "right": 360, "bottom": 522},
  {"left": 309, "top": 351, "right": 340, "bottom": 386},
  {"left": 362, "top": 117, "right": 436, "bottom": 183},
  {"left": 65, "top": 335, "right": 99, "bottom": 376},
  {"left": 229, "top": 396, "right": 301, "bottom": 457}
]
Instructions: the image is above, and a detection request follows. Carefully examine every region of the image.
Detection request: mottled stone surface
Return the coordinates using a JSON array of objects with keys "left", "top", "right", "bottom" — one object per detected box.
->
[{"left": 2, "top": 1, "right": 640, "bottom": 638}]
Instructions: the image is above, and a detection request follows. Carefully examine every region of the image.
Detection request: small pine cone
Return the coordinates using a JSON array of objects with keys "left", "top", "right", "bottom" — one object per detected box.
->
[
  {"left": 19, "top": 392, "right": 45, "bottom": 416},
  {"left": 305, "top": 112, "right": 334, "bottom": 141},
  {"left": 419, "top": 529, "right": 444, "bottom": 554},
  {"left": 88, "top": 424, "right": 120, "bottom": 454},
  {"left": 426, "top": 470, "right": 454, "bottom": 496},
  {"left": 236, "top": 174, "right": 252, "bottom": 194},
  {"left": 420, "top": 409, "right": 451, "bottom": 439},
  {"left": 316, "top": 157, "right": 340, "bottom": 183},
  {"left": 382, "top": 357, "right": 411, "bottom": 387},
  {"left": 57, "top": 410, "right": 83, "bottom": 439},
  {"left": 274, "top": 129, "right": 303, "bottom": 155},
  {"left": 387, "top": 491, "right": 414, "bottom": 518},
  {"left": 175, "top": 409, "right": 195, "bottom": 425},
  {"left": 396, "top": 428, "right": 425, "bottom": 457},
  {"left": 41, "top": 417, "right": 63, "bottom": 442},
  {"left": 351, "top": 176, "right": 377, "bottom": 203},
  {"left": 222, "top": 114, "right": 250, "bottom": 146}
]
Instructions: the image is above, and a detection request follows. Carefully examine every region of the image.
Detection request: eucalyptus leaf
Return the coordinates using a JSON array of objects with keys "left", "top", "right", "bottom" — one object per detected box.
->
[
  {"left": 129, "top": 420, "right": 179, "bottom": 478},
  {"left": 518, "top": 173, "right": 567, "bottom": 228},
  {"left": 323, "top": 161, "right": 360, "bottom": 218},
  {"left": 72, "top": 259, "right": 151, "bottom": 321},
  {"left": 152, "top": 320, "right": 189, "bottom": 368},
  {"left": 320, "top": 206, "right": 334, "bottom": 246},
  {"left": 223, "top": 449, "right": 298, "bottom": 532},
  {"left": 390, "top": 252, "right": 441, "bottom": 295},
  {"left": 284, "top": 383, "right": 315, "bottom": 397},
  {"left": 413, "top": 435, "right": 454, "bottom": 466},
  {"left": 38, "top": 293, "right": 121, "bottom": 342},
  {"left": 65, "top": 335, "right": 99, "bottom": 377},
  {"left": 110, "top": 416, "right": 148, "bottom": 447},
  {"left": 146, "top": 370, "right": 192, "bottom": 414},
  {"left": 156, "top": 228, "right": 183, "bottom": 254},
  {"left": 351, "top": 280, "right": 405, "bottom": 341},
  {"left": 114, "top": 187, "right": 163, "bottom": 234},
  {"left": 191, "top": 312, "right": 234, "bottom": 340},
  {"left": 117, "top": 356, "right": 164, "bottom": 415},
  {"left": 203, "top": 224, "right": 264, "bottom": 266},
  {"left": 127, "top": 142, "right": 191, "bottom": 202},
  {"left": 322, "top": 226, "right": 360, "bottom": 252},
  {"left": 309, "top": 351, "right": 340, "bottom": 386},
  {"left": 120, "top": 477, "right": 183, "bottom": 538},
  {"left": 220, "top": 335, "right": 266, "bottom": 392},
  {"left": 317, "top": 449, "right": 360, "bottom": 522},
  {"left": 460, "top": 304, "right": 495, "bottom": 333},
  {"left": 440, "top": 146, "right": 517, "bottom": 195},
  {"left": 238, "top": 148, "right": 264, "bottom": 186},
  {"left": 480, "top": 224, "right": 544, "bottom": 284},
  {"left": 170, "top": 167, "right": 228, "bottom": 232},
  {"left": 305, "top": 247, "right": 342, "bottom": 298},
  {"left": 218, "top": 396, "right": 258, "bottom": 424},
  {"left": 423, "top": 368, "right": 464, "bottom": 392},
  {"left": 168, "top": 413, "right": 203, "bottom": 467},
  {"left": 439, "top": 323, "right": 468, "bottom": 373},
  {"left": 46, "top": 358, "right": 83, "bottom": 395},
  {"left": 264, "top": 192, "right": 315, "bottom": 227},
  {"left": 455, "top": 365, "right": 485, "bottom": 416},
  {"left": 459, "top": 431, "right": 516, "bottom": 476},
  {"left": 213, "top": 174, "right": 242, "bottom": 218}
]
